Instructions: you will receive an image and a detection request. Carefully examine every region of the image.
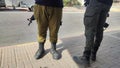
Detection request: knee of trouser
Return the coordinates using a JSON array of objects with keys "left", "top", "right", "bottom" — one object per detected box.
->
[
  {"left": 49, "top": 28, "right": 59, "bottom": 43},
  {"left": 37, "top": 35, "right": 46, "bottom": 42},
  {"left": 85, "top": 28, "right": 96, "bottom": 37}
]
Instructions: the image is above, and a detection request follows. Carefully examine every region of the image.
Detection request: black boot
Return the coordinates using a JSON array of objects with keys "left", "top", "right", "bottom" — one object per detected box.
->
[
  {"left": 50, "top": 42, "right": 61, "bottom": 60},
  {"left": 73, "top": 56, "right": 90, "bottom": 67},
  {"left": 73, "top": 50, "right": 91, "bottom": 67},
  {"left": 34, "top": 42, "right": 45, "bottom": 59}
]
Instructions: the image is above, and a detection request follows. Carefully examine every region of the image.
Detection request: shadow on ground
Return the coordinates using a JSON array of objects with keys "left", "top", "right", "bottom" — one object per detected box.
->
[{"left": 57, "top": 30, "right": 120, "bottom": 68}]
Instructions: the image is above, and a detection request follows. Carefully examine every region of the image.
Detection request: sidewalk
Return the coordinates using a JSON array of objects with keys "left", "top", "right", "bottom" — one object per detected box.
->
[
  {"left": 62, "top": 30, "right": 120, "bottom": 68},
  {"left": 0, "top": 40, "right": 78, "bottom": 68},
  {"left": 0, "top": 30, "right": 120, "bottom": 68},
  {"left": 63, "top": 4, "right": 120, "bottom": 12}
]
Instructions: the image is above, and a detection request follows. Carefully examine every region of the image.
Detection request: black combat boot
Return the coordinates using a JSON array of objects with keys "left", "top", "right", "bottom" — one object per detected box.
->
[
  {"left": 73, "top": 51, "right": 91, "bottom": 67},
  {"left": 34, "top": 42, "right": 45, "bottom": 59},
  {"left": 73, "top": 56, "right": 90, "bottom": 67},
  {"left": 50, "top": 42, "right": 61, "bottom": 60}
]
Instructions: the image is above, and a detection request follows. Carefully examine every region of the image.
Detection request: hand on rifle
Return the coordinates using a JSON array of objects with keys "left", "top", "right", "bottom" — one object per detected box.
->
[
  {"left": 27, "top": 18, "right": 32, "bottom": 26},
  {"left": 27, "top": 15, "right": 35, "bottom": 26}
]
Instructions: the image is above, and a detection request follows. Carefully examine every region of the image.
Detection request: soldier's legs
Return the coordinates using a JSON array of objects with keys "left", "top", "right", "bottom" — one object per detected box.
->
[
  {"left": 34, "top": 4, "right": 49, "bottom": 59},
  {"left": 83, "top": 6, "right": 100, "bottom": 59},
  {"left": 34, "top": 4, "right": 49, "bottom": 43},
  {"left": 73, "top": 4, "right": 100, "bottom": 67},
  {"left": 47, "top": 7, "right": 62, "bottom": 60},
  {"left": 91, "top": 10, "right": 109, "bottom": 61},
  {"left": 48, "top": 8, "right": 62, "bottom": 43}
]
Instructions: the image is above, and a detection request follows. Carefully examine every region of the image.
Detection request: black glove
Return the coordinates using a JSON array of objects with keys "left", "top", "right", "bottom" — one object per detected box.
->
[
  {"left": 27, "top": 15, "right": 35, "bottom": 26},
  {"left": 27, "top": 18, "right": 32, "bottom": 26}
]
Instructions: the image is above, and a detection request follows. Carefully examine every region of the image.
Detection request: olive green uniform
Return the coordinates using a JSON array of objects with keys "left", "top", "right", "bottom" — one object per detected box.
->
[{"left": 34, "top": 4, "right": 62, "bottom": 43}]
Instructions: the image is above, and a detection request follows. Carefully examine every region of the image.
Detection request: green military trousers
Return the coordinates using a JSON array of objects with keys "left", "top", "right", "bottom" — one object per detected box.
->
[
  {"left": 34, "top": 4, "right": 62, "bottom": 43},
  {"left": 83, "top": 0, "right": 111, "bottom": 57}
]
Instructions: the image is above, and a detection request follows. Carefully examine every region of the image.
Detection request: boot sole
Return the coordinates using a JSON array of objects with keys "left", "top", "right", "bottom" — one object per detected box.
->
[
  {"left": 35, "top": 51, "right": 45, "bottom": 60},
  {"left": 73, "top": 56, "right": 90, "bottom": 67}
]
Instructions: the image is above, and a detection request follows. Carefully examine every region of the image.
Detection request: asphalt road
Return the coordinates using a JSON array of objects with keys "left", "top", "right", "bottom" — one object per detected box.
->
[{"left": 0, "top": 10, "right": 120, "bottom": 47}]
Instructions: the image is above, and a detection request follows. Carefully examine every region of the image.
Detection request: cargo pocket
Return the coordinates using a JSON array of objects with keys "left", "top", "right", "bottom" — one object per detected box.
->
[
  {"left": 84, "top": 6, "right": 97, "bottom": 17},
  {"left": 84, "top": 6, "right": 98, "bottom": 27}
]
